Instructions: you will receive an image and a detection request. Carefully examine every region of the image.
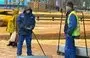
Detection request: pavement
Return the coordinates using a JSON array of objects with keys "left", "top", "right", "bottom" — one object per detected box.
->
[
  {"left": 0, "top": 39, "right": 90, "bottom": 58},
  {"left": 0, "top": 40, "right": 64, "bottom": 58}
]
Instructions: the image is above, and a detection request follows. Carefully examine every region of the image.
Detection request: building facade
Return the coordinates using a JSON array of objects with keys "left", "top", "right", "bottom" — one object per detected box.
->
[{"left": 0, "top": 0, "right": 90, "bottom": 10}]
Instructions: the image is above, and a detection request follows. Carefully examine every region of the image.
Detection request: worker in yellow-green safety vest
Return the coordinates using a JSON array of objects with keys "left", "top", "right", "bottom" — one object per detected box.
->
[{"left": 64, "top": 1, "right": 80, "bottom": 58}]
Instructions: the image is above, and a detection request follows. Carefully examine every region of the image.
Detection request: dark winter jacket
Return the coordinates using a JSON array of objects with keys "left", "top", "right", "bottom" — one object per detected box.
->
[{"left": 17, "top": 12, "right": 35, "bottom": 35}]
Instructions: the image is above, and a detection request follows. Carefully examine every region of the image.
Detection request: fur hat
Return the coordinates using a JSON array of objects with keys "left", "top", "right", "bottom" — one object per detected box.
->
[{"left": 66, "top": 1, "right": 74, "bottom": 8}]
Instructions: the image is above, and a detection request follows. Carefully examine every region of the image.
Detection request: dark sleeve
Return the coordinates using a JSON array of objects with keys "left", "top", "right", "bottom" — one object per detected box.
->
[
  {"left": 31, "top": 15, "right": 36, "bottom": 30},
  {"left": 16, "top": 14, "right": 24, "bottom": 29},
  {"left": 67, "top": 14, "right": 77, "bottom": 35}
]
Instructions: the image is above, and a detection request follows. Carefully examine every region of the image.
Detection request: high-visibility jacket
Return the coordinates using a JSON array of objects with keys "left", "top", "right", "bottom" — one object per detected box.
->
[
  {"left": 6, "top": 9, "right": 19, "bottom": 33},
  {"left": 67, "top": 11, "right": 80, "bottom": 36}
]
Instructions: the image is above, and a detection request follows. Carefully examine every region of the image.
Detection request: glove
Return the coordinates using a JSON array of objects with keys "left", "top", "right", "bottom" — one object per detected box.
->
[{"left": 25, "top": 26, "right": 33, "bottom": 30}]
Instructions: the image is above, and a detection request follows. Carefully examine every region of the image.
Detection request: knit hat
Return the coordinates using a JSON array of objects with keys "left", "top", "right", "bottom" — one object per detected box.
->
[
  {"left": 66, "top": 1, "right": 74, "bottom": 9},
  {"left": 23, "top": 6, "right": 32, "bottom": 13}
]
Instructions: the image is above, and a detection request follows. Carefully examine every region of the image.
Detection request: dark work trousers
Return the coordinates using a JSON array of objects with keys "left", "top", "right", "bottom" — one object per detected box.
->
[
  {"left": 17, "top": 33, "right": 32, "bottom": 56},
  {"left": 65, "top": 34, "right": 76, "bottom": 58}
]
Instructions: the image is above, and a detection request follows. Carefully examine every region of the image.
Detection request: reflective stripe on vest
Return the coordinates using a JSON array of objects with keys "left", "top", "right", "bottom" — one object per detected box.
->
[{"left": 67, "top": 11, "right": 80, "bottom": 36}]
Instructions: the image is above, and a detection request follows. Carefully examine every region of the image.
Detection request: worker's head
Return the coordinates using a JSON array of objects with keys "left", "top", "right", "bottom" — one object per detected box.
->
[
  {"left": 24, "top": 6, "right": 32, "bottom": 14},
  {"left": 13, "top": 8, "right": 19, "bottom": 14},
  {"left": 66, "top": 1, "right": 74, "bottom": 12}
]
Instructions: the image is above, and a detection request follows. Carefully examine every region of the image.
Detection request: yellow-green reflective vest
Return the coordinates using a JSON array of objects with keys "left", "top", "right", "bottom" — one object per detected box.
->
[{"left": 67, "top": 11, "right": 80, "bottom": 36}]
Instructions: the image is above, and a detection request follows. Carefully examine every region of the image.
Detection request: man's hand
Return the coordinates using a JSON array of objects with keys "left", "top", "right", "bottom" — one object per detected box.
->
[
  {"left": 26, "top": 27, "right": 32, "bottom": 30},
  {"left": 25, "top": 26, "right": 33, "bottom": 30}
]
